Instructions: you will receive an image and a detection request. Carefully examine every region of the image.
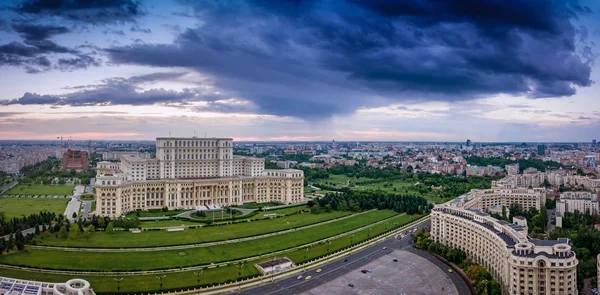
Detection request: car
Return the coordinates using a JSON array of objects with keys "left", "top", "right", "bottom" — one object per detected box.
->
[
  {"left": 361, "top": 269, "right": 368, "bottom": 274},
  {"left": 382, "top": 247, "right": 387, "bottom": 250},
  {"left": 348, "top": 283, "right": 355, "bottom": 288},
  {"left": 316, "top": 269, "right": 322, "bottom": 273},
  {"left": 305, "top": 276, "right": 312, "bottom": 280},
  {"left": 343, "top": 258, "right": 348, "bottom": 262},
  {"left": 393, "top": 259, "right": 398, "bottom": 262},
  {"left": 297, "top": 275, "right": 303, "bottom": 280},
  {"left": 448, "top": 269, "right": 453, "bottom": 273}
]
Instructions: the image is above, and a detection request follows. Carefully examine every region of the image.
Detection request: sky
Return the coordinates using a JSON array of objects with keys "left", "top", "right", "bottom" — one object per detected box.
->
[{"left": 0, "top": 0, "right": 599, "bottom": 142}]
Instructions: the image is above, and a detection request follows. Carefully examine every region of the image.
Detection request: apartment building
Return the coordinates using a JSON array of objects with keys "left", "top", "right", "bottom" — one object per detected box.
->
[
  {"left": 432, "top": 193, "right": 578, "bottom": 295},
  {"left": 556, "top": 192, "right": 599, "bottom": 216}
]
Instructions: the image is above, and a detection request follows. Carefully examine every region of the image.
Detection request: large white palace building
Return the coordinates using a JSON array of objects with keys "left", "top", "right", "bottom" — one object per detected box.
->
[
  {"left": 432, "top": 190, "right": 578, "bottom": 295},
  {"left": 94, "top": 137, "right": 304, "bottom": 217}
]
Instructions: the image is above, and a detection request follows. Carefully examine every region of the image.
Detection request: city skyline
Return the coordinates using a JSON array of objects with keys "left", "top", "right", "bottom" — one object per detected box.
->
[{"left": 1, "top": 0, "right": 600, "bottom": 142}]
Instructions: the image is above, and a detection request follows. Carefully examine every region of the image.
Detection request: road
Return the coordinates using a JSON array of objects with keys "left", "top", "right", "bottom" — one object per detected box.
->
[
  {"left": 233, "top": 219, "right": 472, "bottom": 295},
  {"left": 0, "top": 180, "right": 17, "bottom": 195},
  {"left": 547, "top": 208, "right": 555, "bottom": 233}
]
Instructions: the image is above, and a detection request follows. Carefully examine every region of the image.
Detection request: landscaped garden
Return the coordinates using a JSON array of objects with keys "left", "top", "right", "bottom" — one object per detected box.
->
[
  {"left": 2, "top": 184, "right": 74, "bottom": 196},
  {"left": 0, "top": 186, "right": 432, "bottom": 294},
  {"left": 3, "top": 210, "right": 398, "bottom": 271},
  {"left": 35, "top": 209, "right": 352, "bottom": 248},
  {"left": 0, "top": 197, "right": 68, "bottom": 219},
  {"left": 235, "top": 201, "right": 283, "bottom": 209},
  {"left": 0, "top": 212, "right": 423, "bottom": 293}
]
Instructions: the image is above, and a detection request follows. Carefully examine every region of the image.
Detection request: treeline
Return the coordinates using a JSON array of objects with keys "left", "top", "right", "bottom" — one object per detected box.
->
[
  {"left": 317, "top": 191, "right": 431, "bottom": 215},
  {"left": 0, "top": 211, "right": 58, "bottom": 236},
  {"left": 464, "top": 156, "right": 561, "bottom": 172},
  {"left": 19, "top": 158, "right": 96, "bottom": 185},
  {"left": 413, "top": 230, "right": 501, "bottom": 295},
  {"left": 309, "top": 164, "right": 496, "bottom": 200}
]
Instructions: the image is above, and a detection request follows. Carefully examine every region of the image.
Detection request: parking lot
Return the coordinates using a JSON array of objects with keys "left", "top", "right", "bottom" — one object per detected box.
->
[{"left": 301, "top": 249, "right": 459, "bottom": 295}]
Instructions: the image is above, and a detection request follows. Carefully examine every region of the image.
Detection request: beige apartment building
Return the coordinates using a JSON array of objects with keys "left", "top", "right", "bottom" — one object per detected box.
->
[
  {"left": 464, "top": 188, "right": 546, "bottom": 213},
  {"left": 432, "top": 192, "right": 578, "bottom": 295},
  {"left": 95, "top": 137, "right": 304, "bottom": 217},
  {"left": 556, "top": 192, "right": 599, "bottom": 216}
]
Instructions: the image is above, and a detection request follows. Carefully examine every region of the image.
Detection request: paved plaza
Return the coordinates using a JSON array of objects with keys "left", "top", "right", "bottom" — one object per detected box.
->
[{"left": 301, "top": 250, "right": 459, "bottom": 295}]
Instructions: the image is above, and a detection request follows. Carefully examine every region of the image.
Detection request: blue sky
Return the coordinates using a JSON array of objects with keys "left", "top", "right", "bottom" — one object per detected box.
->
[{"left": 0, "top": 0, "right": 599, "bottom": 142}]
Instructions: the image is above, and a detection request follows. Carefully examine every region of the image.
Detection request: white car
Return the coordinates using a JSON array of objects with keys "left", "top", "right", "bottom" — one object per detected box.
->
[{"left": 297, "top": 275, "right": 303, "bottom": 280}]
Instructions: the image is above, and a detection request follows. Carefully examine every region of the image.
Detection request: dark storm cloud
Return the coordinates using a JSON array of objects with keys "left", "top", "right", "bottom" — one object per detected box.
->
[
  {"left": 0, "top": 22, "right": 97, "bottom": 72},
  {"left": 12, "top": 23, "right": 70, "bottom": 41},
  {"left": 15, "top": 0, "right": 144, "bottom": 24},
  {"left": 1, "top": 72, "right": 226, "bottom": 108},
  {"left": 107, "top": 0, "right": 594, "bottom": 119}
]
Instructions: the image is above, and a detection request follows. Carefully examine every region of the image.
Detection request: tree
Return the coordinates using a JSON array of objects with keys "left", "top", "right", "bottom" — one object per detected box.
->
[
  {"left": 106, "top": 222, "right": 114, "bottom": 234},
  {"left": 97, "top": 217, "right": 105, "bottom": 228},
  {"left": 72, "top": 212, "right": 77, "bottom": 219},
  {"left": 14, "top": 230, "right": 25, "bottom": 250},
  {"left": 69, "top": 223, "right": 82, "bottom": 239},
  {"left": 58, "top": 225, "right": 68, "bottom": 239},
  {"left": 0, "top": 239, "right": 4, "bottom": 254}
]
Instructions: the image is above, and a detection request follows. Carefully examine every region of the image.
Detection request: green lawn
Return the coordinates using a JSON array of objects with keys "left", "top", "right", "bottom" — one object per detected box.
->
[
  {"left": 316, "top": 174, "right": 354, "bottom": 186},
  {"left": 138, "top": 220, "right": 203, "bottom": 228},
  {"left": 235, "top": 202, "right": 283, "bottom": 209},
  {"left": 125, "top": 209, "right": 186, "bottom": 218},
  {"left": 79, "top": 194, "right": 94, "bottom": 201},
  {"left": 35, "top": 210, "right": 351, "bottom": 248},
  {"left": 286, "top": 213, "right": 422, "bottom": 263},
  {"left": 190, "top": 209, "right": 243, "bottom": 221},
  {"left": 0, "top": 212, "right": 423, "bottom": 293},
  {"left": 0, "top": 198, "right": 68, "bottom": 219},
  {"left": 7, "top": 210, "right": 397, "bottom": 271},
  {"left": 257, "top": 205, "right": 307, "bottom": 216},
  {"left": 3, "top": 184, "right": 74, "bottom": 196},
  {"left": 0, "top": 263, "right": 261, "bottom": 293},
  {"left": 317, "top": 175, "right": 442, "bottom": 202}
]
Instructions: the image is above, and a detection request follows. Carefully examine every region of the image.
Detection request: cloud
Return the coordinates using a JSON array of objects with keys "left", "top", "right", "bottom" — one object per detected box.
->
[
  {"left": 1, "top": 71, "right": 254, "bottom": 111},
  {"left": 105, "top": 0, "right": 594, "bottom": 119},
  {"left": 0, "top": 22, "right": 98, "bottom": 72},
  {"left": 15, "top": 0, "right": 144, "bottom": 24},
  {"left": 12, "top": 23, "right": 70, "bottom": 41}
]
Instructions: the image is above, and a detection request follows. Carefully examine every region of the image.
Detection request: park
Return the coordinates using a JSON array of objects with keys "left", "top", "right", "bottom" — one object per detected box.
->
[
  {"left": 0, "top": 197, "right": 69, "bottom": 220},
  {"left": 2, "top": 184, "right": 74, "bottom": 197},
  {"left": 0, "top": 198, "right": 424, "bottom": 294}
]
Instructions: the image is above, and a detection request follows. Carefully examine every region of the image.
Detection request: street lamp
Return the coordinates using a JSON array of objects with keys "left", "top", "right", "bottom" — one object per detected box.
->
[
  {"left": 156, "top": 275, "right": 166, "bottom": 289},
  {"left": 368, "top": 227, "right": 372, "bottom": 239},
  {"left": 326, "top": 240, "right": 332, "bottom": 262},
  {"left": 270, "top": 257, "right": 276, "bottom": 282},
  {"left": 113, "top": 278, "right": 123, "bottom": 293},
  {"left": 236, "top": 263, "right": 244, "bottom": 290},
  {"left": 193, "top": 271, "right": 203, "bottom": 295},
  {"left": 303, "top": 247, "right": 310, "bottom": 270},
  {"left": 350, "top": 234, "right": 355, "bottom": 247},
  {"left": 385, "top": 221, "right": 389, "bottom": 231}
]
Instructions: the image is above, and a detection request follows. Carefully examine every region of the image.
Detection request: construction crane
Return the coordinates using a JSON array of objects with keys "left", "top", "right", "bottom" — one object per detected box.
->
[{"left": 57, "top": 135, "right": 63, "bottom": 168}]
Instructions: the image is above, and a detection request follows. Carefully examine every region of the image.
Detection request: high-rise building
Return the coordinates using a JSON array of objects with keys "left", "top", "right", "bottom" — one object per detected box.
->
[
  {"left": 505, "top": 163, "right": 519, "bottom": 175},
  {"left": 61, "top": 149, "right": 89, "bottom": 171},
  {"left": 466, "top": 139, "right": 472, "bottom": 147},
  {"left": 537, "top": 144, "right": 546, "bottom": 156},
  {"left": 95, "top": 137, "right": 304, "bottom": 217},
  {"left": 593, "top": 139, "right": 597, "bottom": 146}
]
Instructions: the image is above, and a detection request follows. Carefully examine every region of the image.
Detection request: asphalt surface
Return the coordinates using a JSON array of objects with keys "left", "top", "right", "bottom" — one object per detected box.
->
[
  {"left": 0, "top": 180, "right": 17, "bottom": 194},
  {"left": 233, "top": 219, "right": 471, "bottom": 295}
]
